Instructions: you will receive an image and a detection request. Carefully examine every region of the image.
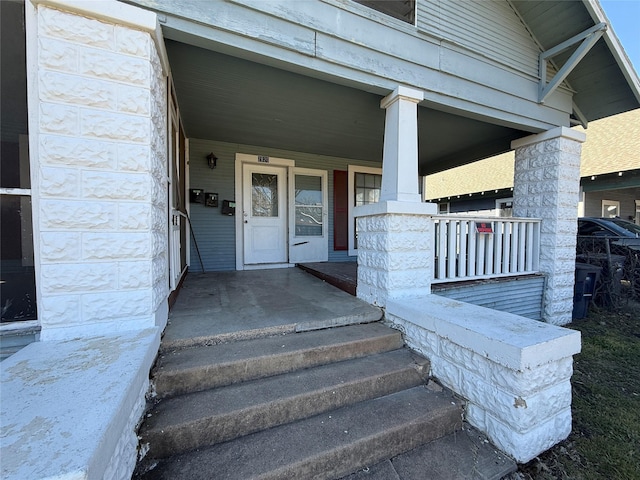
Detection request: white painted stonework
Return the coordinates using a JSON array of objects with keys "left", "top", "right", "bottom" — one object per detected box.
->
[
  {"left": 29, "top": 1, "right": 169, "bottom": 340},
  {"left": 385, "top": 295, "right": 581, "bottom": 463},
  {"left": 1, "top": 2, "right": 169, "bottom": 480},
  {"left": 355, "top": 201, "right": 437, "bottom": 307},
  {"left": 0, "top": 329, "right": 160, "bottom": 480},
  {"left": 512, "top": 127, "right": 585, "bottom": 326}
]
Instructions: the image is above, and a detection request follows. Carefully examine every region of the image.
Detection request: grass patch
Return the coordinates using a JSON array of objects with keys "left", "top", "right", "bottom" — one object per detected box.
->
[{"left": 515, "top": 304, "right": 640, "bottom": 480}]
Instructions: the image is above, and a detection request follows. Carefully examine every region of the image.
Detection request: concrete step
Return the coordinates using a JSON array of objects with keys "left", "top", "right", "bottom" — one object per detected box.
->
[
  {"left": 340, "top": 425, "right": 517, "bottom": 480},
  {"left": 140, "top": 348, "right": 430, "bottom": 459},
  {"left": 135, "top": 386, "right": 463, "bottom": 480},
  {"left": 152, "top": 322, "right": 403, "bottom": 398}
]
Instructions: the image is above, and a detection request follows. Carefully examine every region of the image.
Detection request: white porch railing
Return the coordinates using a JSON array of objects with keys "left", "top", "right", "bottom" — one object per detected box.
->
[{"left": 433, "top": 216, "right": 541, "bottom": 283}]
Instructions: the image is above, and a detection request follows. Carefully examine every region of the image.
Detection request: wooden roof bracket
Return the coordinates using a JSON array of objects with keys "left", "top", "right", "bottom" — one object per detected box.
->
[{"left": 539, "top": 22, "right": 607, "bottom": 105}]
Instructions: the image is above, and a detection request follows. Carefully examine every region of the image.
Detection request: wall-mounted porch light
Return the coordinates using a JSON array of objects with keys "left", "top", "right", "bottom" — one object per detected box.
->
[{"left": 207, "top": 152, "right": 218, "bottom": 169}]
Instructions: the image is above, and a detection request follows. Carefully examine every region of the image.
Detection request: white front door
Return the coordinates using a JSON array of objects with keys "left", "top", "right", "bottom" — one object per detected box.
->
[
  {"left": 243, "top": 164, "right": 288, "bottom": 265},
  {"left": 289, "top": 168, "right": 328, "bottom": 263}
]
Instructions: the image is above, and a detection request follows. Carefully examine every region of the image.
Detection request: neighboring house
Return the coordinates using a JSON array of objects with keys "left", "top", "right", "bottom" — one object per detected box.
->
[
  {"left": 425, "top": 109, "right": 640, "bottom": 221},
  {"left": 1, "top": 0, "right": 639, "bottom": 478}
]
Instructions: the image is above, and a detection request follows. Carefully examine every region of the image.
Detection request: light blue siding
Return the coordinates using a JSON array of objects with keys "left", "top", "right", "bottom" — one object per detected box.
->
[
  {"left": 417, "top": 0, "right": 541, "bottom": 78},
  {"left": 188, "top": 139, "right": 381, "bottom": 271},
  {"left": 434, "top": 275, "right": 545, "bottom": 320}
]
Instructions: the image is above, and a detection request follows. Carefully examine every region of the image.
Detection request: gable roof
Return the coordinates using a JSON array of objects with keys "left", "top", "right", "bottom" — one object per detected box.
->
[
  {"left": 511, "top": 0, "right": 640, "bottom": 122},
  {"left": 425, "top": 108, "right": 640, "bottom": 199}
]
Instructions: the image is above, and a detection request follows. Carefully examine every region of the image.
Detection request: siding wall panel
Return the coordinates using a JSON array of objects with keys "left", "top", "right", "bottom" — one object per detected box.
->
[
  {"left": 417, "top": 0, "right": 541, "bottom": 77},
  {"left": 188, "top": 138, "right": 380, "bottom": 271},
  {"left": 435, "top": 275, "right": 545, "bottom": 320}
]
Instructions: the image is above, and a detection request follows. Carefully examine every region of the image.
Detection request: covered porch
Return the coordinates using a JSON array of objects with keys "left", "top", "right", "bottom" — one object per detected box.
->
[{"left": 155, "top": 267, "right": 579, "bottom": 465}]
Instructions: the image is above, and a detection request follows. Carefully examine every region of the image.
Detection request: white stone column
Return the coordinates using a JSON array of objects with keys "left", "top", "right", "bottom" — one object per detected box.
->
[
  {"left": 27, "top": 1, "right": 170, "bottom": 340},
  {"left": 511, "top": 127, "right": 586, "bottom": 326},
  {"left": 356, "top": 86, "right": 436, "bottom": 307}
]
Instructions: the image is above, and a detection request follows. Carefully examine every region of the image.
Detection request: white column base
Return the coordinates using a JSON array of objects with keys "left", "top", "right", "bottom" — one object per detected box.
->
[{"left": 355, "top": 201, "right": 436, "bottom": 307}]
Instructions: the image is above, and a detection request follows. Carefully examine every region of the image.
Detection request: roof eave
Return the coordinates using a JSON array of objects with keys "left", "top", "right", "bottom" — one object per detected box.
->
[{"left": 583, "top": 0, "right": 640, "bottom": 106}]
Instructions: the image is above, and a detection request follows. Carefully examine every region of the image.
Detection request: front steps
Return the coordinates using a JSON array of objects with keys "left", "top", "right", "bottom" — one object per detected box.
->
[{"left": 134, "top": 322, "right": 516, "bottom": 479}]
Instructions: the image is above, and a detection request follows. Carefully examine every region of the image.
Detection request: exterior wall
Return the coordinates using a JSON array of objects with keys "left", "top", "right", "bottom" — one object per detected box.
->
[
  {"left": 28, "top": 2, "right": 169, "bottom": 339},
  {"left": 584, "top": 186, "right": 640, "bottom": 220},
  {"left": 512, "top": 127, "right": 585, "bottom": 326},
  {"left": 187, "top": 138, "right": 382, "bottom": 271},
  {"left": 417, "top": 0, "right": 541, "bottom": 77}
]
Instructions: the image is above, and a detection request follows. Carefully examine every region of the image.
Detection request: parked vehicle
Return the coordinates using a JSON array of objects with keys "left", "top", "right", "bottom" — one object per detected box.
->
[{"left": 577, "top": 217, "right": 640, "bottom": 304}]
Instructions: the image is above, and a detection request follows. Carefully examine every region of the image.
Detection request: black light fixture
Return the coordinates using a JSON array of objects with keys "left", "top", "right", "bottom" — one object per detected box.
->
[{"left": 207, "top": 152, "right": 218, "bottom": 169}]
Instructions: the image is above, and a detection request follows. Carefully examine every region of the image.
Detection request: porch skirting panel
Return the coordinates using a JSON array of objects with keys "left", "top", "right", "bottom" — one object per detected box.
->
[{"left": 385, "top": 295, "right": 580, "bottom": 463}]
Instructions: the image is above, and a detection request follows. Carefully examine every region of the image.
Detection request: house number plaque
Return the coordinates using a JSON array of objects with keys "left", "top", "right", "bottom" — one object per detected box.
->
[{"left": 258, "top": 155, "right": 270, "bottom": 163}]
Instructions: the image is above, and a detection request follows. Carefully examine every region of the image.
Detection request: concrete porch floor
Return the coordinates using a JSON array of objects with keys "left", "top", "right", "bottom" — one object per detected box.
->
[{"left": 163, "top": 268, "right": 383, "bottom": 350}]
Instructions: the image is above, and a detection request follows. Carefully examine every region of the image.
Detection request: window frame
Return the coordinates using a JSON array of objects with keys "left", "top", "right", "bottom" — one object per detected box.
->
[
  {"left": 348, "top": 164, "right": 382, "bottom": 256},
  {"left": 601, "top": 199, "right": 620, "bottom": 218}
]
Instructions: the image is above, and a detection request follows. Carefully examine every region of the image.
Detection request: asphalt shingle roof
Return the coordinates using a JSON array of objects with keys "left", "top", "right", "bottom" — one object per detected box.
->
[{"left": 425, "top": 109, "right": 640, "bottom": 199}]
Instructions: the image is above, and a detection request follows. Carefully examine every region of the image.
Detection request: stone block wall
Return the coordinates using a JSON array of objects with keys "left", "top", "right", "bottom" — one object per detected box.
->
[
  {"left": 31, "top": 4, "right": 168, "bottom": 340},
  {"left": 355, "top": 201, "right": 436, "bottom": 307},
  {"left": 512, "top": 127, "right": 585, "bottom": 325},
  {"left": 386, "top": 295, "right": 581, "bottom": 463}
]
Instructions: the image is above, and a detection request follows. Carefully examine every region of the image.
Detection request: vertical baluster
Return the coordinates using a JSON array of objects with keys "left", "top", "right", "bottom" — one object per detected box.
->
[
  {"left": 459, "top": 220, "right": 468, "bottom": 278},
  {"left": 517, "top": 222, "right": 526, "bottom": 273},
  {"left": 477, "top": 229, "right": 486, "bottom": 275},
  {"left": 510, "top": 221, "right": 519, "bottom": 273},
  {"left": 438, "top": 220, "right": 447, "bottom": 279},
  {"left": 532, "top": 221, "right": 541, "bottom": 271},
  {"left": 503, "top": 222, "right": 511, "bottom": 274},
  {"left": 447, "top": 220, "right": 457, "bottom": 278},
  {"left": 468, "top": 221, "right": 477, "bottom": 277},
  {"left": 525, "top": 221, "right": 534, "bottom": 271},
  {"left": 485, "top": 221, "right": 494, "bottom": 275},
  {"left": 494, "top": 221, "right": 503, "bottom": 273}
]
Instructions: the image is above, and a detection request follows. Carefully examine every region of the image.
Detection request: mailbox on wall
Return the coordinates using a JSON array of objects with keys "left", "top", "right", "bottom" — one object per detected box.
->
[
  {"left": 189, "top": 188, "right": 204, "bottom": 204},
  {"left": 205, "top": 192, "right": 218, "bottom": 207},
  {"left": 221, "top": 200, "right": 235, "bottom": 216}
]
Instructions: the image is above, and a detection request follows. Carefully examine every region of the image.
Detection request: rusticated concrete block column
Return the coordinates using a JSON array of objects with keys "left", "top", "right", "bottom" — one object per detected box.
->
[
  {"left": 355, "top": 201, "right": 436, "bottom": 307},
  {"left": 511, "top": 127, "right": 585, "bottom": 326},
  {"left": 29, "top": 1, "right": 169, "bottom": 340}
]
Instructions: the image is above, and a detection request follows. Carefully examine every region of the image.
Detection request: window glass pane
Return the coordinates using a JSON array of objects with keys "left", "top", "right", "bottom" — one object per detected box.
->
[
  {"left": 353, "top": 0, "right": 416, "bottom": 24},
  {"left": 251, "top": 173, "right": 278, "bottom": 217},
  {"left": 352, "top": 172, "right": 382, "bottom": 249},
  {"left": 295, "top": 174, "right": 323, "bottom": 236},
  {"left": 295, "top": 206, "right": 323, "bottom": 236},
  {"left": 364, "top": 175, "right": 374, "bottom": 188},
  {"left": 295, "top": 175, "right": 321, "bottom": 206},
  {"left": 1, "top": 1, "right": 30, "bottom": 189},
  {"left": 1, "top": 195, "right": 37, "bottom": 322}
]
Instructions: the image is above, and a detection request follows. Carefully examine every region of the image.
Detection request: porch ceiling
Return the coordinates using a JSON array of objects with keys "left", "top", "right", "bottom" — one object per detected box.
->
[{"left": 166, "top": 40, "right": 523, "bottom": 176}]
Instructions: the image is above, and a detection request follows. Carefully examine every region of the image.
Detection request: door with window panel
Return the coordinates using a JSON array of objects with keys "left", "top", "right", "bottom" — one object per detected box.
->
[
  {"left": 289, "top": 169, "right": 328, "bottom": 263},
  {"left": 242, "top": 164, "right": 288, "bottom": 265}
]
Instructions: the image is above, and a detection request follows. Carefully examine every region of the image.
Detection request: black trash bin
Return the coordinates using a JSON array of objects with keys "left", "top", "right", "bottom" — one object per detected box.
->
[{"left": 573, "top": 262, "right": 601, "bottom": 319}]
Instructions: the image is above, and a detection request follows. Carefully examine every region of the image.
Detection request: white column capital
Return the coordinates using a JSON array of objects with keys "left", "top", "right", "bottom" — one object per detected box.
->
[
  {"left": 511, "top": 126, "right": 586, "bottom": 149},
  {"left": 380, "top": 85, "right": 424, "bottom": 109}
]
